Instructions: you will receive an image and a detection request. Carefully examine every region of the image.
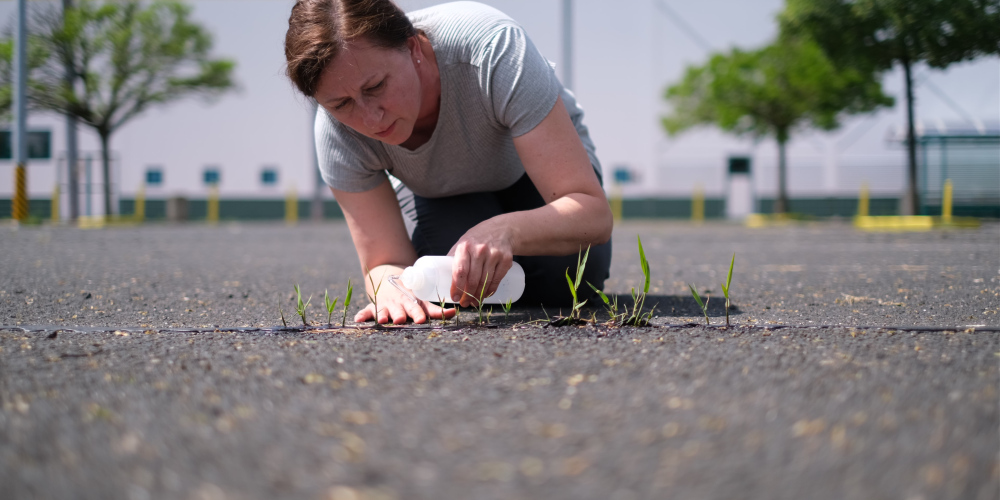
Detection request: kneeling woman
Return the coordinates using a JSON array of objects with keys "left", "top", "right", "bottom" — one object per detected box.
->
[{"left": 285, "top": 0, "right": 613, "bottom": 324}]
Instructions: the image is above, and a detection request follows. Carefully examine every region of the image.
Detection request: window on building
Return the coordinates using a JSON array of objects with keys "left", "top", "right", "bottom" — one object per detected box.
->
[
  {"left": 203, "top": 167, "right": 221, "bottom": 185},
  {"left": 146, "top": 168, "right": 163, "bottom": 186},
  {"left": 0, "top": 130, "right": 52, "bottom": 159},
  {"left": 261, "top": 167, "right": 278, "bottom": 186}
]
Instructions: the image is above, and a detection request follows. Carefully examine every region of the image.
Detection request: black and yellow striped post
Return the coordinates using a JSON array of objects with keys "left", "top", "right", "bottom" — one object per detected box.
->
[{"left": 13, "top": 165, "right": 28, "bottom": 221}]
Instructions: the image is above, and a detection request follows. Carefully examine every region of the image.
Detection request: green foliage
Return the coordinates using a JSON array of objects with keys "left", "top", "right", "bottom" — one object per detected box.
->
[
  {"left": 564, "top": 245, "right": 591, "bottom": 321},
  {"left": 0, "top": 0, "right": 236, "bottom": 214},
  {"left": 662, "top": 37, "right": 891, "bottom": 213},
  {"left": 365, "top": 268, "right": 383, "bottom": 324},
  {"left": 439, "top": 296, "right": 449, "bottom": 325},
  {"left": 587, "top": 282, "right": 620, "bottom": 322},
  {"left": 341, "top": 278, "right": 353, "bottom": 327},
  {"left": 720, "top": 253, "right": 735, "bottom": 327},
  {"left": 688, "top": 284, "right": 710, "bottom": 325},
  {"left": 622, "top": 236, "right": 655, "bottom": 326},
  {"left": 277, "top": 300, "right": 287, "bottom": 328},
  {"left": 462, "top": 272, "right": 491, "bottom": 325},
  {"left": 501, "top": 298, "right": 513, "bottom": 324},
  {"left": 587, "top": 235, "right": 654, "bottom": 326},
  {"left": 294, "top": 284, "right": 311, "bottom": 326},
  {"left": 324, "top": 289, "right": 338, "bottom": 325},
  {"left": 779, "top": 0, "right": 1000, "bottom": 215},
  {"left": 780, "top": 0, "right": 1000, "bottom": 73}
]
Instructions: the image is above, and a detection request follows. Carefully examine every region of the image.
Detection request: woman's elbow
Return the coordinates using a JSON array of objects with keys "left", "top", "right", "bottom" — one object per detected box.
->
[{"left": 589, "top": 199, "right": 614, "bottom": 245}]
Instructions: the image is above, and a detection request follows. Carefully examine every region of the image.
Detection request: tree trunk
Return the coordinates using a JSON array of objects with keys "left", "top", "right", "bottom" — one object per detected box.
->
[
  {"left": 775, "top": 132, "right": 789, "bottom": 214},
  {"left": 100, "top": 131, "right": 113, "bottom": 218},
  {"left": 64, "top": 0, "right": 79, "bottom": 221},
  {"left": 901, "top": 58, "right": 919, "bottom": 216}
]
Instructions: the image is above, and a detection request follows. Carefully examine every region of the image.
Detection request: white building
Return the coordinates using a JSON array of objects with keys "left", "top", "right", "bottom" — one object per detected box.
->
[{"left": 1, "top": 0, "right": 997, "bottom": 219}]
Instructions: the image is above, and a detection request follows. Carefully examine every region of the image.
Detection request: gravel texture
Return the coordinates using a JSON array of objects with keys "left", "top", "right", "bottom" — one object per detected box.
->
[{"left": 1, "top": 220, "right": 998, "bottom": 500}]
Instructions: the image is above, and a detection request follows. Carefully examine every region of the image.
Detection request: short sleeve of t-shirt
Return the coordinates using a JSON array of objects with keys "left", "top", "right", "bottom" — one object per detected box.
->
[
  {"left": 474, "top": 24, "right": 563, "bottom": 138},
  {"left": 314, "top": 110, "right": 388, "bottom": 193}
]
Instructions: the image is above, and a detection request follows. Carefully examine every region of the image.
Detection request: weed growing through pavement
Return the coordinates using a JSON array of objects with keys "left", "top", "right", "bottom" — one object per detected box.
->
[
  {"left": 294, "top": 284, "right": 311, "bottom": 326},
  {"left": 689, "top": 284, "right": 710, "bottom": 325},
  {"left": 720, "top": 253, "right": 735, "bottom": 326},
  {"left": 620, "top": 236, "right": 656, "bottom": 326},
  {"left": 565, "top": 245, "right": 591, "bottom": 321},
  {"left": 278, "top": 300, "right": 288, "bottom": 327},
  {"left": 587, "top": 283, "right": 620, "bottom": 322},
  {"left": 365, "top": 267, "right": 385, "bottom": 324},
  {"left": 502, "top": 298, "right": 513, "bottom": 323},
  {"left": 463, "top": 272, "right": 492, "bottom": 325},
  {"left": 341, "top": 279, "right": 353, "bottom": 327},
  {"left": 324, "top": 289, "right": 339, "bottom": 325},
  {"left": 437, "top": 295, "right": 449, "bottom": 325}
]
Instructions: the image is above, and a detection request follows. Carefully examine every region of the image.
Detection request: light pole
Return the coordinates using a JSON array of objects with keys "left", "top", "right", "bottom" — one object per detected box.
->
[{"left": 12, "top": 0, "right": 28, "bottom": 222}]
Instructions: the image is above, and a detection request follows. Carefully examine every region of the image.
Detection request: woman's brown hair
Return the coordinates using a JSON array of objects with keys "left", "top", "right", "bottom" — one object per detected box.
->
[{"left": 285, "top": 0, "right": 416, "bottom": 97}]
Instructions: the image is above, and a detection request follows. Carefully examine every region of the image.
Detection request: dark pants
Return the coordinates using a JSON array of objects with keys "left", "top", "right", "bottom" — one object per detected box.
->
[{"left": 405, "top": 173, "right": 612, "bottom": 307}]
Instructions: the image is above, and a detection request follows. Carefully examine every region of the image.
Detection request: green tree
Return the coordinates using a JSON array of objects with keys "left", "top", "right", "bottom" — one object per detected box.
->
[
  {"left": 780, "top": 0, "right": 1000, "bottom": 215},
  {"left": 1, "top": 0, "right": 235, "bottom": 218},
  {"left": 663, "top": 38, "right": 892, "bottom": 213}
]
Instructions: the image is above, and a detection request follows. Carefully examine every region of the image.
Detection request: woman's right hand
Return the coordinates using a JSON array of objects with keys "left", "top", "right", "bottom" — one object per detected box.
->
[{"left": 354, "top": 264, "right": 456, "bottom": 324}]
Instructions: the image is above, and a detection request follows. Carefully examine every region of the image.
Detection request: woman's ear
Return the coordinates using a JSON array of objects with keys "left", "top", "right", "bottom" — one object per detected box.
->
[{"left": 408, "top": 35, "right": 422, "bottom": 62}]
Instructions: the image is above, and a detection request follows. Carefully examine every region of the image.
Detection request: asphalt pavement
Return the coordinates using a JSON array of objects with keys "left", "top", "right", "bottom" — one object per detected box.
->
[{"left": 1, "top": 220, "right": 998, "bottom": 500}]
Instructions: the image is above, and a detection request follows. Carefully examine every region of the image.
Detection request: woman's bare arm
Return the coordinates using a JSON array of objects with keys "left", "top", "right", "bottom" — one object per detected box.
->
[{"left": 333, "top": 178, "right": 454, "bottom": 324}]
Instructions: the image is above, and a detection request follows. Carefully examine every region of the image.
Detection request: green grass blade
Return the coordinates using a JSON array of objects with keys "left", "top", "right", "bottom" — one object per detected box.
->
[
  {"left": 725, "top": 253, "right": 735, "bottom": 293},
  {"left": 574, "top": 245, "right": 591, "bottom": 290},
  {"left": 587, "top": 282, "right": 610, "bottom": 305},
  {"left": 637, "top": 236, "right": 650, "bottom": 294},
  {"left": 688, "top": 284, "right": 705, "bottom": 309},
  {"left": 565, "top": 269, "right": 577, "bottom": 302}
]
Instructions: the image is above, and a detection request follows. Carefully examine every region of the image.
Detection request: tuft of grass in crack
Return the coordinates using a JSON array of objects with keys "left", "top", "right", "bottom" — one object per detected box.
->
[
  {"left": 551, "top": 246, "right": 592, "bottom": 326},
  {"left": 501, "top": 298, "right": 513, "bottom": 323},
  {"left": 294, "top": 284, "right": 311, "bottom": 326},
  {"left": 688, "top": 284, "right": 710, "bottom": 325},
  {"left": 365, "top": 267, "right": 385, "bottom": 325},
  {"left": 621, "top": 235, "right": 655, "bottom": 326},
  {"left": 587, "top": 283, "right": 620, "bottom": 324},
  {"left": 438, "top": 295, "right": 449, "bottom": 325},
  {"left": 324, "top": 289, "right": 339, "bottom": 325},
  {"left": 720, "top": 253, "right": 735, "bottom": 326},
  {"left": 341, "top": 279, "right": 353, "bottom": 327},
  {"left": 278, "top": 300, "right": 288, "bottom": 327},
  {"left": 462, "top": 272, "right": 492, "bottom": 325},
  {"left": 565, "top": 245, "right": 591, "bottom": 321}
]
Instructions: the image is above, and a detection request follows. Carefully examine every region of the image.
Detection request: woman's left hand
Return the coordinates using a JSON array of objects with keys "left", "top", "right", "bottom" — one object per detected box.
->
[{"left": 448, "top": 219, "right": 515, "bottom": 307}]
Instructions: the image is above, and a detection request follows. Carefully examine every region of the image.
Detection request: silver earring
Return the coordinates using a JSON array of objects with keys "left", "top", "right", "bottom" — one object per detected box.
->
[{"left": 417, "top": 59, "right": 421, "bottom": 63}]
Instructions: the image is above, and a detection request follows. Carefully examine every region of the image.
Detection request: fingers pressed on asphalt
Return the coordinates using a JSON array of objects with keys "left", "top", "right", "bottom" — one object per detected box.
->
[{"left": 406, "top": 301, "right": 427, "bottom": 324}]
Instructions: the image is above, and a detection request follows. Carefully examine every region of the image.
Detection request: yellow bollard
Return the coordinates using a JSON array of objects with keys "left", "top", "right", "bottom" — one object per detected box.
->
[
  {"left": 857, "top": 182, "right": 869, "bottom": 217},
  {"left": 942, "top": 179, "right": 953, "bottom": 222},
  {"left": 691, "top": 184, "right": 704, "bottom": 223},
  {"left": 51, "top": 184, "right": 60, "bottom": 223},
  {"left": 13, "top": 164, "right": 28, "bottom": 221},
  {"left": 134, "top": 186, "right": 145, "bottom": 223},
  {"left": 285, "top": 186, "right": 298, "bottom": 225},
  {"left": 207, "top": 185, "right": 219, "bottom": 224},
  {"left": 609, "top": 185, "right": 623, "bottom": 223}
]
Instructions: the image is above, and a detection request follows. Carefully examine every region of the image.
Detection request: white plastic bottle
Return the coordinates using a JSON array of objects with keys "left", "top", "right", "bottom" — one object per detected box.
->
[{"left": 399, "top": 256, "right": 525, "bottom": 304}]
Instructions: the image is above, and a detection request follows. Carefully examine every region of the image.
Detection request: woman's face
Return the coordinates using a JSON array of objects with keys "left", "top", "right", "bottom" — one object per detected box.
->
[{"left": 314, "top": 37, "right": 423, "bottom": 145}]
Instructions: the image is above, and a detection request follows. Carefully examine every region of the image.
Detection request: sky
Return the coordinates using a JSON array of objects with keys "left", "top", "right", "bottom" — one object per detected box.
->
[{"left": 0, "top": 0, "right": 997, "bottom": 202}]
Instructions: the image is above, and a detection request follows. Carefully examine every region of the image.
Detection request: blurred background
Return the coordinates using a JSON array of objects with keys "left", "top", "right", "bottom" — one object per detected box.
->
[{"left": 0, "top": 0, "right": 997, "bottom": 222}]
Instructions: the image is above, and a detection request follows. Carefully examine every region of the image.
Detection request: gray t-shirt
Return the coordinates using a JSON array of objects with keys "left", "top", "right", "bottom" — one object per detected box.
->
[{"left": 315, "top": 1, "right": 600, "bottom": 197}]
